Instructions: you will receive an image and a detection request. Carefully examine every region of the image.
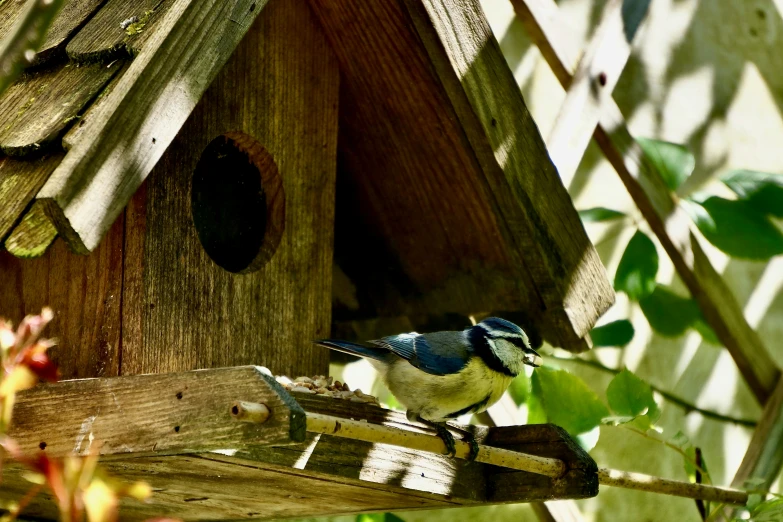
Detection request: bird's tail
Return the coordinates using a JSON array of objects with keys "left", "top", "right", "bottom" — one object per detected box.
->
[{"left": 313, "top": 339, "right": 388, "bottom": 362}]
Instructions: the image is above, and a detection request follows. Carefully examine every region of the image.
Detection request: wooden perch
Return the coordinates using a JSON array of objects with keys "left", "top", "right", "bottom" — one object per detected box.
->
[{"left": 304, "top": 411, "right": 748, "bottom": 505}]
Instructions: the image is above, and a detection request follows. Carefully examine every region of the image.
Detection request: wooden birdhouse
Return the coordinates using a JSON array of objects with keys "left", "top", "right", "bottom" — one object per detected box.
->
[{"left": 0, "top": 0, "right": 613, "bottom": 518}]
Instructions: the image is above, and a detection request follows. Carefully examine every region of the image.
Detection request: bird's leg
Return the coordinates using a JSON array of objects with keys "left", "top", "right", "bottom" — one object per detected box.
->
[
  {"left": 445, "top": 423, "right": 480, "bottom": 462},
  {"left": 409, "top": 414, "right": 479, "bottom": 460}
]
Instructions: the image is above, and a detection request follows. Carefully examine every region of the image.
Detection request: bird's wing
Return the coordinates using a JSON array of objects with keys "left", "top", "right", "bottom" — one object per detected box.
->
[{"left": 373, "top": 331, "right": 472, "bottom": 376}]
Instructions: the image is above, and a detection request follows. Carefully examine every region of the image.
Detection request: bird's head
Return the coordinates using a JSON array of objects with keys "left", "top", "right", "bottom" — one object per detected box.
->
[{"left": 474, "top": 317, "right": 542, "bottom": 373}]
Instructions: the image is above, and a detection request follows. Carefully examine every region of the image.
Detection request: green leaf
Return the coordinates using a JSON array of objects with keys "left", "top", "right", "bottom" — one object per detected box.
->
[
  {"left": 578, "top": 207, "right": 627, "bottom": 223},
  {"left": 636, "top": 137, "right": 695, "bottom": 191},
  {"left": 722, "top": 170, "right": 783, "bottom": 217},
  {"left": 356, "top": 515, "right": 385, "bottom": 522},
  {"left": 682, "top": 196, "right": 783, "bottom": 260},
  {"left": 606, "top": 369, "right": 660, "bottom": 423},
  {"left": 753, "top": 498, "right": 783, "bottom": 521},
  {"left": 532, "top": 367, "right": 609, "bottom": 436},
  {"left": 639, "top": 285, "right": 701, "bottom": 337},
  {"left": 508, "top": 373, "right": 529, "bottom": 406},
  {"left": 614, "top": 231, "right": 659, "bottom": 300},
  {"left": 527, "top": 374, "right": 548, "bottom": 424},
  {"left": 591, "top": 320, "right": 635, "bottom": 347},
  {"left": 385, "top": 515, "right": 406, "bottom": 522},
  {"left": 693, "top": 318, "right": 721, "bottom": 345}
]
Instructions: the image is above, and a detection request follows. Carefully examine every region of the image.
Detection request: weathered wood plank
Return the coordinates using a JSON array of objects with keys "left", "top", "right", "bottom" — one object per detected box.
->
[
  {"left": 65, "top": 0, "right": 172, "bottom": 62},
  {"left": 0, "top": 214, "right": 124, "bottom": 379},
  {"left": 546, "top": 0, "right": 651, "bottom": 185},
  {"left": 34, "top": 0, "right": 105, "bottom": 64},
  {"left": 309, "top": 0, "right": 612, "bottom": 350},
  {"left": 7, "top": 366, "right": 305, "bottom": 458},
  {"left": 414, "top": 0, "right": 614, "bottom": 347},
  {"left": 0, "top": 152, "right": 62, "bottom": 242},
  {"left": 511, "top": 0, "right": 780, "bottom": 403},
  {"left": 119, "top": 0, "right": 337, "bottom": 377},
  {"left": 61, "top": 61, "right": 129, "bottom": 150},
  {"left": 0, "top": 0, "right": 66, "bottom": 91},
  {"left": 1, "top": 453, "right": 459, "bottom": 521},
  {"left": 0, "top": 375, "right": 596, "bottom": 519},
  {"left": 37, "top": 0, "right": 266, "bottom": 253},
  {"left": 0, "top": 60, "right": 122, "bottom": 156},
  {"left": 4, "top": 199, "right": 57, "bottom": 257}
]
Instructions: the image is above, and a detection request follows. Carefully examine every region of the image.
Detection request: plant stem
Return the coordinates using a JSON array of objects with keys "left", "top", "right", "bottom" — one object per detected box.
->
[
  {"left": 551, "top": 354, "right": 758, "bottom": 427},
  {"left": 621, "top": 424, "right": 711, "bottom": 482}
]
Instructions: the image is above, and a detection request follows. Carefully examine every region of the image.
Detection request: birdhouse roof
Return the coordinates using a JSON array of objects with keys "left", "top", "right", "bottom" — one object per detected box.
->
[
  {"left": 0, "top": 0, "right": 613, "bottom": 351},
  {"left": 0, "top": 0, "right": 261, "bottom": 257}
]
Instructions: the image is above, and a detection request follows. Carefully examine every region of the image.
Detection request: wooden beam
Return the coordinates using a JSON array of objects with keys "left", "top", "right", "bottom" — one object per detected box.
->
[
  {"left": 546, "top": 0, "right": 651, "bottom": 185},
  {"left": 511, "top": 0, "right": 779, "bottom": 403},
  {"left": 0, "top": 153, "right": 62, "bottom": 243},
  {"left": 3, "top": 200, "right": 57, "bottom": 258},
  {"left": 37, "top": 0, "right": 268, "bottom": 253},
  {"left": 7, "top": 366, "right": 305, "bottom": 457}
]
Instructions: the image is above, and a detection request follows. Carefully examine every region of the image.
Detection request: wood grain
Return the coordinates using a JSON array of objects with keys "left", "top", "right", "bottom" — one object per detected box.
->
[
  {"left": 309, "top": 0, "right": 612, "bottom": 350},
  {"left": 414, "top": 0, "right": 614, "bottom": 346},
  {"left": 4, "top": 199, "right": 57, "bottom": 257},
  {"left": 0, "top": 59, "right": 121, "bottom": 156},
  {"left": 0, "top": 376, "right": 596, "bottom": 519},
  {"left": 546, "top": 0, "right": 651, "bottom": 185},
  {"left": 512, "top": 0, "right": 779, "bottom": 403},
  {"left": 65, "top": 0, "right": 171, "bottom": 62},
  {"left": 0, "top": 214, "right": 123, "bottom": 380},
  {"left": 0, "top": 152, "right": 62, "bottom": 242},
  {"left": 33, "top": 0, "right": 105, "bottom": 64},
  {"left": 37, "top": 0, "right": 266, "bottom": 253},
  {"left": 7, "top": 366, "right": 305, "bottom": 458},
  {"left": 119, "top": 0, "right": 337, "bottom": 378}
]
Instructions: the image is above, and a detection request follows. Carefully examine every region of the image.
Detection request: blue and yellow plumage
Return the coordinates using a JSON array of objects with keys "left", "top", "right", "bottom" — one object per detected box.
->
[{"left": 315, "top": 317, "right": 542, "bottom": 458}]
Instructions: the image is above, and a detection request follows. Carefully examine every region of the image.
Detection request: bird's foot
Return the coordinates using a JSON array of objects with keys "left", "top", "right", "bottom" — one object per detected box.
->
[
  {"left": 464, "top": 433, "right": 480, "bottom": 462},
  {"left": 434, "top": 423, "right": 457, "bottom": 458}
]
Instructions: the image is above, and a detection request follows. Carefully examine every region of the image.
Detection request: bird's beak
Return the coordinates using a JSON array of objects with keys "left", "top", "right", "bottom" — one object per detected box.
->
[{"left": 524, "top": 350, "right": 543, "bottom": 367}]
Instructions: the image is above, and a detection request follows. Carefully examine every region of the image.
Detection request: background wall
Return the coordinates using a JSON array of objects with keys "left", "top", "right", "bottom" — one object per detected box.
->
[{"left": 312, "top": 0, "right": 783, "bottom": 520}]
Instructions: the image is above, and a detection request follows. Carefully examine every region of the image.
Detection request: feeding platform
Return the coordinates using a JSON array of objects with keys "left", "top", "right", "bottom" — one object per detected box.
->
[{"left": 2, "top": 367, "right": 597, "bottom": 520}]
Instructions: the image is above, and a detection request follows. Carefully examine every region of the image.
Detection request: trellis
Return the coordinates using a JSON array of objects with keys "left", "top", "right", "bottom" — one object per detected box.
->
[{"left": 508, "top": 0, "right": 783, "bottom": 519}]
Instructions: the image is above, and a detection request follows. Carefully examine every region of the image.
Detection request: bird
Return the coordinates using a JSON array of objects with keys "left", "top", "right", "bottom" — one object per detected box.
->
[{"left": 314, "top": 317, "right": 542, "bottom": 459}]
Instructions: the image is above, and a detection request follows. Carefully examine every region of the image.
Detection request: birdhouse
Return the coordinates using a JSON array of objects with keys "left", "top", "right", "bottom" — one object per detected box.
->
[{"left": 0, "top": 0, "right": 613, "bottom": 518}]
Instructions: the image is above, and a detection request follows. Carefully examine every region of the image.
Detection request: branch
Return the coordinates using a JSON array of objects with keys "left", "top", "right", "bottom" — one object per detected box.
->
[
  {"left": 304, "top": 412, "right": 748, "bottom": 505},
  {"left": 551, "top": 354, "right": 758, "bottom": 427}
]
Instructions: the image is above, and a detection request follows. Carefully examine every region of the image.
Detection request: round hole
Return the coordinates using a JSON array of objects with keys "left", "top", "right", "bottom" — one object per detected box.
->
[{"left": 191, "top": 132, "right": 285, "bottom": 273}]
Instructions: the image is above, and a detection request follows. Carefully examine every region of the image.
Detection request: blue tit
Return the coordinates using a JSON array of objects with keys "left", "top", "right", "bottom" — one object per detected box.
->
[{"left": 315, "top": 317, "right": 542, "bottom": 458}]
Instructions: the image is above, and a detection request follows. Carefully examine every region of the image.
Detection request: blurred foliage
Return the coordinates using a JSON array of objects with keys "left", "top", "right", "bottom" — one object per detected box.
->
[{"left": 0, "top": 310, "right": 175, "bottom": 522}]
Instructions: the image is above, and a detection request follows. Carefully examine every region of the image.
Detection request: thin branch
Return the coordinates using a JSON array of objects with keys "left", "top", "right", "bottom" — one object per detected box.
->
[
  {"left": 552, "top": 354, "right": 758, "bottom": 427},
  {"left": 305, "top": 412, "right": 748, "bottom": 505},
  {"left": 598, "top": 468, "right": 747, "bottom": 505},
  {"left": 621, "top": 424, "right": 710, "bottom": 481}
]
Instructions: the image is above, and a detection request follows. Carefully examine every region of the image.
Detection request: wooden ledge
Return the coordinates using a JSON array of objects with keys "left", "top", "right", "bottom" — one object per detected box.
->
[{"left": 2, "top": 367, "right": 597, "bottom": 520}]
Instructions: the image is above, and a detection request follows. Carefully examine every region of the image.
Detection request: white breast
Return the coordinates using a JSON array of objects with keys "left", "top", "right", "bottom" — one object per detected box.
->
[{"left": 375, "top": 356, "right": 514, "bottom": 422}]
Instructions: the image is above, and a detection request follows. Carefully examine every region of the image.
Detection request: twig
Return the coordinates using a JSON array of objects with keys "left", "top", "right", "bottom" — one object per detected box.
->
[
  {"left": 552, "top": 354, "right": 758, "bottom": 427},
  {"left": 621, "top": 424, "right": 710, "bottom": 480},
  {"left": 598, "top": 468, "right": 747, "bottom": 505},
  {"left": 306, "top": 412, "right": 748, "bottom": 505}
]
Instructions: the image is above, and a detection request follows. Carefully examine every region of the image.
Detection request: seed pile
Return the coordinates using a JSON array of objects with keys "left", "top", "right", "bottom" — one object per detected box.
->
[{"left": 276, "top": 375, "right": 379, "bottom": 404}]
